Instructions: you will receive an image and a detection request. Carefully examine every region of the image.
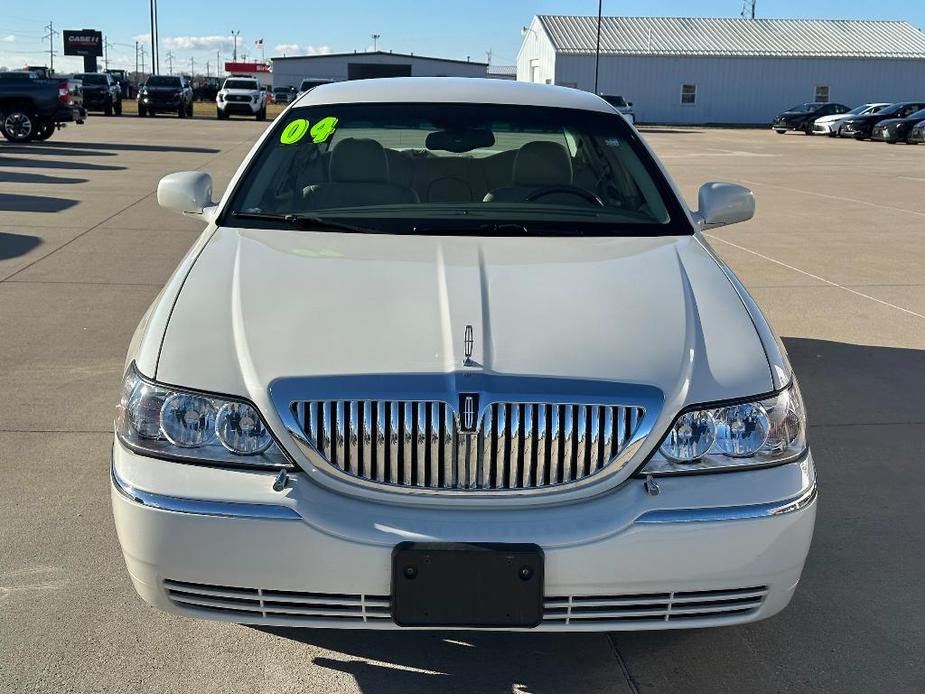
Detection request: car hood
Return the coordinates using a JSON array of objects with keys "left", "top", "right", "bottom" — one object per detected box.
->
[
  {"left": 815, "top": 112, "right": 848, "bottom": 124},
  {"left": 156, "top": 228, "right": 772, "bottom": 418},
  {"left": 222, "top": 89, "right": 260, "bottom": 96},
  {"left": 777, "top": 111, "right": 812, "bottom": 119}
]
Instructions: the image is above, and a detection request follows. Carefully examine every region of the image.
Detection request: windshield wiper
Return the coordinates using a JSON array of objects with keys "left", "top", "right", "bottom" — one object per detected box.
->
[
  {"left": 232, "top": 211, "right": 382, "bottom": 234},
  {"left": 413, "top": 223, "right": 587, "bottom": 237}
]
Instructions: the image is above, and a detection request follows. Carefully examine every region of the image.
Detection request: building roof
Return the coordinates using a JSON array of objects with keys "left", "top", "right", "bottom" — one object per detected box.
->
[
  {"left": 272, "top": 50, "right": 487, "bottom": 66},
  {"left": 536, "top": 15, "right": 925, "bottom": 59},
  {"left": 487, "top": 65, "right": 517, "bottom": 76},
  {"left": 294, "top": 77, "right": 612, "bottom": 112}
]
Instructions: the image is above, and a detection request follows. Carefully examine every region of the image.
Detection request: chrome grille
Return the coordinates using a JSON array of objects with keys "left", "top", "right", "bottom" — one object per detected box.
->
[
  {"left": 294, "top": 400, "right": 645, "bottom": 491},
  {"left": 544, "top": 586, "right": 768, "bottom": 625},
  {"left": 164, "top": 579, "right": 391, "bottom": 623}
]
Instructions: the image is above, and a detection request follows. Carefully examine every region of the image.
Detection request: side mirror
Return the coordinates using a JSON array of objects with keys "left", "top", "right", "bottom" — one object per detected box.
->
[
  {"left": 627, "top": 101, "right": 633, "bottom": 107},
  {"left": 157, "top": 171, "right": 217, "bottom": 220},
  {"left": 694, "top": 182, "right": 755, "bottom": 230}
]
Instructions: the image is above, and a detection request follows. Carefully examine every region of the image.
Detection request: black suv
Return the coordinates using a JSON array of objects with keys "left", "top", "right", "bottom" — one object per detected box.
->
[
  {"left": 772, "top": 102, "right": 850, "bottom": 135},
  {"left": 138, "top": 75, "right": 194, "bottom": 118},
  {"left": 75, "top": 72, "right": 122, "bottom": 116}
]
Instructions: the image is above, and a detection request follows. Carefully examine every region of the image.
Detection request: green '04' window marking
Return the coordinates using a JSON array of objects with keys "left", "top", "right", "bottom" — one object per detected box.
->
[
  {"left": 310, "top": 116, "right": 339, "bottom": 143},
  {"left": 280, "top": 118, "right": 309, "bottom": 144}
]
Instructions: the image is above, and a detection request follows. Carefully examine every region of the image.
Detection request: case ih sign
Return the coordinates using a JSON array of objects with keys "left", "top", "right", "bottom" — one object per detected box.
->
[{"left": 63, "top": 30, "right": 103, "bottom": 57}]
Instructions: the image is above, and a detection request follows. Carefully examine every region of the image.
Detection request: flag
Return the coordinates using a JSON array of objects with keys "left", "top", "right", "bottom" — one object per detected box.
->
[{"left": 255, "top": 38, "right": 263, "bottom": 47}]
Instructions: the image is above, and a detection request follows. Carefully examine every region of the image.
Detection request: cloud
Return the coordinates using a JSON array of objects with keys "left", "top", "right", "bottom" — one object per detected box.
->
[
  {"left": 163, "top": 35, "right": 236, "bottom": 51},
  {"left": 273, "top": 44, "right": 331, "bottom": 56},
  {"left": 2, "top": 35, "right": 16, "bottom": 42}
]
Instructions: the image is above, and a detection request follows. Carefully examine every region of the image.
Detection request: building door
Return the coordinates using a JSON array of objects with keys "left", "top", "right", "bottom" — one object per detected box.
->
[{"left": 347, "top": 63, "right": 413, "bottom": 80}]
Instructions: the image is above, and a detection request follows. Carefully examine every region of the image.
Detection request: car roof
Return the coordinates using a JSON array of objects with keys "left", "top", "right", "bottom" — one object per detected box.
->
[{"left": 293, "top": 77, "right": 614, "bottom": 113}]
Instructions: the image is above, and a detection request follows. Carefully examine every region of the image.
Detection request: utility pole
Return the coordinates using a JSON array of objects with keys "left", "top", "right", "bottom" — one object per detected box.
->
[
  {"left": 206, "top": 61, "right": 210, "bottom": 78},
  {"left": 486, "top": 48, "right": 493, "bottom": 65},
  {"left": 166, "top": 50, "right": 174, "bottom": 74},
  {"left": 104, "top": 38, "right": 114, "bottom": 70},
  {"left": 135, "top": 41, "right": 139, "bottom": 78},
  {"left": 371, "top": 34, "right": 381, "bottom": 51},
  {"left": 189, "top": 56, "right": 195, "bottom": 77},
  {"left": 140, "top": 45, "right": 147, "bottom": 75},
  {"left": 593, "top": 0, "right": 603, "bottom": 94},
  {"left": 43, "top": 20, "right": 58, "bottom": 74},
  {"left": 231, "top": 30, "right": 240, "bottom": 61},
  {"left": 217, "top": 50, "right": 221, "bottom": 76},
  {"left": 149, "top": 0, "right": 159, "bottom": 74}
]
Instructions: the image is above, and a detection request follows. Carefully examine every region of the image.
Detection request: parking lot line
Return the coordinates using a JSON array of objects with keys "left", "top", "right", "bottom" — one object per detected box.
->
[
  {"left": 706, "top": 234, "right": 925, "bottom": 320},
  {"left": 739, "top": 177, "right": 925, "bottom": 219}
]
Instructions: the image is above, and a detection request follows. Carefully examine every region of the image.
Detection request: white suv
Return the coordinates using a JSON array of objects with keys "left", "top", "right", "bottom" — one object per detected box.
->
[{"left": 216, "top": 77, "right": 268, "bottom": 121}]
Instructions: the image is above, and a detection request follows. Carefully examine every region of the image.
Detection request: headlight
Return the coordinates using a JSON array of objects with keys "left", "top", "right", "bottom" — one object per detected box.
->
[
  {"left": 640, "top": 381, "right": 806, "bottom": 475},
  {"left": 218, "top": 93, "right": 224, "bottom": 101},
  {"left": 116, "top": 364, "right": 291, "bottom": 469}
]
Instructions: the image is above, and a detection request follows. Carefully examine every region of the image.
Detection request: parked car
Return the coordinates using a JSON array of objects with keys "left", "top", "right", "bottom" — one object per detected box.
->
[
  {"left": 771, "top": 102, "right": 851, "bottom": 134},
  {"left": 812, "top": 103, "right": 889, "bottom": 137},
  {"left": 907, "top": 119, "right": 925, "bottom": 145},
  {"left": 138, "top": 75, "right": 194, "bottom": 118},
  {"left": 298, "top": 78, "right": 334, "bottom": 94},
  {"left": 0, "top": 70, "right": 84, "bottom": 142},
  {"left": 273, "top": 85, "right": 297, "bottom": 104},
  {"left": 74, "top": 72, "right": 122, "bottom": 116},
  {"left": 216, "top": 77, "right": 268, "bottom": 120},
  {"left": 599, "top": 94, "right": 635, "bottom": 124},
  {"left": 838, "top": 102, "right": 925, "bottom": 140},
  {"left": 105, "top": 69, "right": 136, "bottom": 99},
  {"left": 870, "top": 107, "right": 925, "bottom": 144},
  {"left": 113, "top": 78, "right": 815, "bottom": 633}
]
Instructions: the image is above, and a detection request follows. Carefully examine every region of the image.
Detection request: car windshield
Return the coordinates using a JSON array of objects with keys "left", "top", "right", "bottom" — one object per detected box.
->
[
  {"left": 905, "top": 108, "right": 925, "bottom": 121},
  {"left": 225, "top": 80, "right": 257, "bottom": 90},
  {"left": 876, "top": 104, "right": 905, "bottom": 116},
  {"left": 787, "top": 103, "right": 820, "bottom": 113},
  {"left": 147, "top": 76, "right": 180, "bottom": 87},
  {"left": 78, "top": 74, "right": 107, "bottom": 85},
  {"left": 224, "top": 102, "right": 689, "bottom": 236},
  {"left": 274, "top": 87, "right": 290, "bottom": 93}
]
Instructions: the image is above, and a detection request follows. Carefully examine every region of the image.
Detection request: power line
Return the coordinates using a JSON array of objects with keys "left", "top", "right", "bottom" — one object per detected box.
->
[{"left": 42, "top": 20, "right": 58, "bottom": 73}]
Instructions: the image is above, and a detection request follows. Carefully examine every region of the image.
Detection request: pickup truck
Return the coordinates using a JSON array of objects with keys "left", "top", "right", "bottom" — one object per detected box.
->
[{"left": 0, "top": 71, "right": 85, "bottom": 142}]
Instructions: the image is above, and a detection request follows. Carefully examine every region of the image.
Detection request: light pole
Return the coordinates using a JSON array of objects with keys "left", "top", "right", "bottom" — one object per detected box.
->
[
  {"left": 594, "top": 0, "right": 603, "bottom": 94},
  {"left": 371, "top": 34, "right": 381, "bottom": 51},
  {"left": 231, "top": 30, "right": 240, "bottom": 62},
  {"left": 149, "top": 0, "right": 160, "bottom": 74}
]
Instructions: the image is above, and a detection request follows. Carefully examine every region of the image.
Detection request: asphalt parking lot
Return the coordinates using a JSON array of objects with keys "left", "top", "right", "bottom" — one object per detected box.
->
[{"left": 1, "top": 116, "right": 923, "bottom": 693}]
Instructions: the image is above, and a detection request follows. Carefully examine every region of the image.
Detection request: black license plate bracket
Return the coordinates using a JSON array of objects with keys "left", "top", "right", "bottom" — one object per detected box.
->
[{"left": 391, "top": 542, "right": 544, "bottom": 628}]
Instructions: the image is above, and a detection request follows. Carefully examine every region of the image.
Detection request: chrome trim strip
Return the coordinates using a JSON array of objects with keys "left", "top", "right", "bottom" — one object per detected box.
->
[
  {"left": 635, "top": 483, "right": 817, "bottom": 524},
  {"left": 111, "top": 460, "right": 302, "bottom": 521}
]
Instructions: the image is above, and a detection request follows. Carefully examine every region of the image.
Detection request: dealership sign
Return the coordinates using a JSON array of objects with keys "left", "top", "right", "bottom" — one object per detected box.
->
[
  {"left": 224, "top": 61, "right": 271, "bottom": 73},
  {"left": 63, "top": 30, "right": 103, "bottom": 57}
]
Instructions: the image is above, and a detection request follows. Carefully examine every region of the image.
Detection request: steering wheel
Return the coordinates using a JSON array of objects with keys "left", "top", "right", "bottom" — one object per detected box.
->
[{"left": 525, "top": 186, "right": 605, "bottom": 207}]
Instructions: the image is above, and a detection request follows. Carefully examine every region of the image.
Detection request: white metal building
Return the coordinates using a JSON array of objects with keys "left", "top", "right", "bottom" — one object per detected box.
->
[
  {"left": 517, "top": 15, "right": 925, "bottom": 124},
  {"left": 272, "top": 51, "right": 487, "bottom": 90}
]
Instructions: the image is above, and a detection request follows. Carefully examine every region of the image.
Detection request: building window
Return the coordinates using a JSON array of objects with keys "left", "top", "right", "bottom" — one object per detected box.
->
[
  {"left": 680, "top": 84, "right": 696, "bottom": 105},
  {"left": 815, "top": 86, "right": 830, "bottom": 102}
]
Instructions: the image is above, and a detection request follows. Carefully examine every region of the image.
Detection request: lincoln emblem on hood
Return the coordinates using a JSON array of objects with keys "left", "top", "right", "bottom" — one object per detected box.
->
[{"left": 463, "top": 324, "right": 475, "bottom": 367}]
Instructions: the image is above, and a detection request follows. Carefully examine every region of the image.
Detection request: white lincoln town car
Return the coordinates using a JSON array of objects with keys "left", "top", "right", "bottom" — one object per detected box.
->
[{"left": 112, "top": 78, "right": 815, "bottom": 631}]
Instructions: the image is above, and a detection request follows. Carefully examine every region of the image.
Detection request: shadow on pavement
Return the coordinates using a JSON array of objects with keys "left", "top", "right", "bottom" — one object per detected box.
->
[
  {"left": 0, "top": 193, "right": 79, "bottom": 213},
  {"left": 0, "top": 231, "right": 42, "bottom": 259},
  {"left": 0, "top": 145, "right": 117, "bottom": 157},
  {"left": 23, "top": 141, "right": 221, "bottom": 154},
  {"left": 610, "top": 338, "right": 925, "bottom": 694},
  {"left": 0, "top": 156, "right": 125, "bottom": 172},
  {"left": 256, "top": 628, "right": 623, "bottom": 693},
  {"left": 0, "top": 171, "right": 87, "bottom": 185}
]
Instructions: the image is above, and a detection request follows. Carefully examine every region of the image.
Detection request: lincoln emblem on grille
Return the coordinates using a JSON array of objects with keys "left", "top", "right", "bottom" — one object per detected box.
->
[
  {"left": 459, "top": 393, "right": 479, "bottom": 432},
  {"left": 463, "top": 324, "right": 475, "bottom": 367}
]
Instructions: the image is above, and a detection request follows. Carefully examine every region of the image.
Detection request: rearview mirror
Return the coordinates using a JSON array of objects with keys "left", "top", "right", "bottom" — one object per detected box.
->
[
  {"left": 157, "top": 171, "right": 216, "bottom": 220},
  {"left": 694, "top": 182, "right": 755, "bottom": 230}
]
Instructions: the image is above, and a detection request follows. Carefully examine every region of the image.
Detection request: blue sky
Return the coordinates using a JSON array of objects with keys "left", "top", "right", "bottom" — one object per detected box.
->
[{"left": 2, "top": 0, "right": 923, "bottom": 74}]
